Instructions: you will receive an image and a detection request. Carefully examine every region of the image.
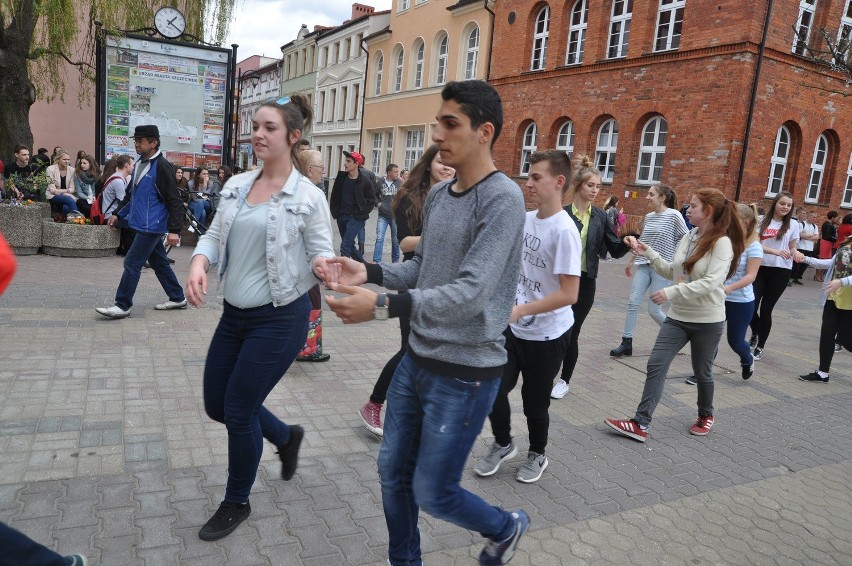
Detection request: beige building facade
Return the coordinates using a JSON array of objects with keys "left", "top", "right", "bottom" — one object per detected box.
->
[{"left": 361, "top": 0, "right": 493, "bottom": 175}]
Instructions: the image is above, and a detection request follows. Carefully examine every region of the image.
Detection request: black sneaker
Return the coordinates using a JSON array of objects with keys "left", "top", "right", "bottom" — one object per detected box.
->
[
  {"left": 835, "top": 343, "right": 842, "bottom": 352},
  {"left": 792, "top": 278, "right": 803, "bottom": 285},
  {"left": 799, "top": 372, "right": 829, "bottom": 383},
  {"left": 199, "top": 501, "right": 251, "bottom": 541},
  {"left": 749, "top": 335, "right": 758, "bottom": 350},
  {"left": 684, "top": 376, "right": 696, "bottom": 385},
  {"left": 752, "top": 347, "right": 764, "bottom": 361},
  {"left": 742, "top": 362, "right": 754, "bottom": 380},
  {"left": 277, "top": 425, "right": 304, "bottom": 480}
]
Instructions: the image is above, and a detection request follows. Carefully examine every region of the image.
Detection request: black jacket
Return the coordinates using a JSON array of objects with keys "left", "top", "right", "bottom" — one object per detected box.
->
[
  {"left": 565, "top": 204, "right": 631, "bottom": 279},
  {"left": 329, "top": 169, "right": 375, "bottom": 220}
]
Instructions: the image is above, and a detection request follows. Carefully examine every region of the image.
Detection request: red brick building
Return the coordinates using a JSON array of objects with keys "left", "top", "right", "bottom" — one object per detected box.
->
[{"left": 489, "top": 0, "right": 852, "bottom": 215}]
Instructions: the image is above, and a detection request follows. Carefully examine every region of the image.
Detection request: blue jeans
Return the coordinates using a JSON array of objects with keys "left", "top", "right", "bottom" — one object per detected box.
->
[
  {"left": 337, "top": 216, "right": 366, "bottom": 262},
  {"left": 623, "top": 263, "right": 670, "bottom": 338},
  {"left": 725, "top": 300, "right": 755, "bottom": 367},
  {"left": 190, "top": 200, "right": 212, "bottom": 226},
  {"left": 374, "top": 214, "right": 400, "bottom": 263},
  {"left": 50, "top": 194, "right": 78, "bottom": 215},
  {"left": 0, "top": 522, "right": 66, "bottom": 565},
  {"left": 203, "top": 296, "right": 310, "bottom": 503},
  {"left": 114, "top": 231, "right": 185, "bottom": 310},
  {"left": 378, "top": 354, "right": 515, "bottom": 566}
]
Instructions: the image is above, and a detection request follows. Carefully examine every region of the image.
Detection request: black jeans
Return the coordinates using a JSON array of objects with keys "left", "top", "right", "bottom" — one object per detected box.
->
[
  {"left": 818, "top": 300, "right": 852, "bottom": 372},
  {"left": 561, "top": 273, "right": 596, "bottom": 384},
  {"left": 370, "top": 293, "right": 411, "bottom": 405},
  {"left": 489, "top": 328, "right": 570, "bottom": 455},
  {"left": 750, "top": 265, "right": 791, "bottom": 348}
]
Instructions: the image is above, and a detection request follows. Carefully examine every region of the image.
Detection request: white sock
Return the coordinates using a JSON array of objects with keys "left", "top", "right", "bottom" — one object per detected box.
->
[{"left": 818, "top": 370, "right": 829, "bottom": 378}]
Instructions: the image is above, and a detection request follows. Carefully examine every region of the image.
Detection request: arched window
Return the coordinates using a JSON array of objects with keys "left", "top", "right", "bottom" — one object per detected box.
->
[
  {"left": 435, "top": 33, "right": 449, "bottom": 85},
  {"left": 464, "top": 26, "right": 479, "bottom": 80},
  {"left": 531, "top": 6, "right": 550, "bottom": 71},
  {"left": 841, "top": 152, "right": 852, "bottom": 207},
  {"left": 766, "top": 126, "right": 791, "bottom": 197},
  {"left": 556, "top": 121, "right": 575, "bottom": 158},
  {"left": 520, "top": 122, "right": 538, "bottom": 177},
  {"left": 636, "top": 116, "right": 668, "bottom": 184},
  {"left": 374, "top": 53, "right": 384, "bottom": 96},
  {"left": 595, "top": 119, "right": 618, "bottom": 182},
  {"left": 393, "top": 47, "right": 404, "bottom": 92},
  {"left": 805, "top": 134, "right": 829, "bottom": 203},
  {"left": 413, "top": 40, "right": 425, "bottom": 89},
  {"left": 566, "top": 0, "right": 588, "bottom": 65},
  {"left": 654, "top": 0, "right": 685, "bottom": 52},
  {"left": 793, "top": 0, "right": 818, "bottom": 55},
  {"left": 608, "top": 0, "right": 633, "bottom": 59}
]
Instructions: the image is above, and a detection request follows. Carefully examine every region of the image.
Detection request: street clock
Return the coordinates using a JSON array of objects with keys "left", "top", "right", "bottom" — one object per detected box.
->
[{"left": 154, "top": 7, "right": 187, "bottom": 39}]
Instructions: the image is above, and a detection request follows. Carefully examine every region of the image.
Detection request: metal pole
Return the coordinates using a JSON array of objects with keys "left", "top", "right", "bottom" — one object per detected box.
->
[
  {"left": 95, "top": 21, "right": 105, "bottom": 164},
  {"left": 226, "top": 44, "right": 239, "bottom": 168}
]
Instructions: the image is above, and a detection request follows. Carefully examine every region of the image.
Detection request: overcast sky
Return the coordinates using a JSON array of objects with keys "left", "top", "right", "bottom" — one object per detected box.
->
[{"left": 225, "top": 0, "right": 393, "bottom": 62}]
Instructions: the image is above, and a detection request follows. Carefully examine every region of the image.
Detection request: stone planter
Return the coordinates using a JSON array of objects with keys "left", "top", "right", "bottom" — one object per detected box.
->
[
  {"left": 0, "top": 203, "right": 45, "bottom": 255},
  {"left": 41, "top": 220, "right": 120, "bottom": 258}
]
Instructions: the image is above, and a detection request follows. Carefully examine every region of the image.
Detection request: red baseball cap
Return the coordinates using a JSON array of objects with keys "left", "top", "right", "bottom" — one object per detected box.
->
[{"left": 343, "top": 150, "right": 365, "bottom": 166}]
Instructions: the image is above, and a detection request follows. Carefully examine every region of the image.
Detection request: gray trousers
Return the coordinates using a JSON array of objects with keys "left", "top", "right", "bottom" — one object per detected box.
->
[{"left": 634, "top": 318, "right": 724, "bottom": 427}]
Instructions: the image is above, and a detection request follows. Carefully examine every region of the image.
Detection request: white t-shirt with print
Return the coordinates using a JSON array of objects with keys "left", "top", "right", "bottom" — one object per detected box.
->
[
  {"left": 510, "top": 209, "right": 582, "bottom": 341},
  {"left": 760, "top": 218, "right": 801, "bottom": 269},
  {"left": 797, "top": 220, "right": 818, "bottom": 252}
]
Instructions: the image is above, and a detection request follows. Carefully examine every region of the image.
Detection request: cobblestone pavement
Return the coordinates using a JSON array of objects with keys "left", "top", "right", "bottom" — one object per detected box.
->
[{"left": 1, "top": 220, "right": 851, "bottom": 565}]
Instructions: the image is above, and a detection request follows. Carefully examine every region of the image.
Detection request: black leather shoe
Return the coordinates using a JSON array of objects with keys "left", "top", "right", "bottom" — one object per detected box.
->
[
  {"left": 199, "top": 501, "right": 251, "bottom": 541},
  {"left": 277, "top": 425, "right": 304, "bottom": 480}
]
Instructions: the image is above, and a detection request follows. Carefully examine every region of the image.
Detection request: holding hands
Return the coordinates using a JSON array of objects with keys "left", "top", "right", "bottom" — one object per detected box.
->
[
  {"left": 623, "top": 236, "right": 649, "bottom": 257},
  {"left": 318, "top": 257, "right": 376, "bottom": 324},
  {"left": 792, "top": 250, "right": 806, "bottom": 264}
]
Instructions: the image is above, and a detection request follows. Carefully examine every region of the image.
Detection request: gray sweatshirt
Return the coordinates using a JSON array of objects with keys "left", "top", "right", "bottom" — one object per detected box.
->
[{"left": 374, "top": 171, "right": 525, "bottom": 379}]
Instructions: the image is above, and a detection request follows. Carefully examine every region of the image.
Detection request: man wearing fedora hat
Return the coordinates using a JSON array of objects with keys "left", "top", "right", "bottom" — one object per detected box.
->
[
  {"left": 329, "top": 150, "right": 375, "bottom": 262},
  {"left": 96, "top": 124, "right": 187, "bottom": 319}
]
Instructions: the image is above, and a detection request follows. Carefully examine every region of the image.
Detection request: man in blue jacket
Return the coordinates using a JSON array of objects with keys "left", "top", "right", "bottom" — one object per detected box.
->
[{"left": 96, "top": 125, "right": 186, "bottom": 319}]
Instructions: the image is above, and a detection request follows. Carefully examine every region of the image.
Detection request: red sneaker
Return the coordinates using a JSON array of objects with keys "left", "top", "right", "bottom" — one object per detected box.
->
[
  {"left": 358, "top": 401, "right": 383, "bottom": 436},
  {"left": 605, "top": 418, "right": 648, "bottom": 442},
  {"left": 690, "top": 415, "right": 715, "bottom": 436}
]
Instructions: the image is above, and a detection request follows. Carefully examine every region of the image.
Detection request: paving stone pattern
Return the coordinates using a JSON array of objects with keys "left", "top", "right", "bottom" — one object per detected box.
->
[{"left": 1, "top": 218, "right": 850, "bottom": 565}]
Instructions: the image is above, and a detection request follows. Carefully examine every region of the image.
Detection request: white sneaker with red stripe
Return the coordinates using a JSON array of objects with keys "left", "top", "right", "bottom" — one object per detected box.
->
[{"left": 605, "top": 418, "right": 648, "bottom": 442}]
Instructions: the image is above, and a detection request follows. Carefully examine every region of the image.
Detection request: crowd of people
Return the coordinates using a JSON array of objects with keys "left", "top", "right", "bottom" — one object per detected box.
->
[{"left": 3, "top": 79, "right": 849, "bottom": 566}]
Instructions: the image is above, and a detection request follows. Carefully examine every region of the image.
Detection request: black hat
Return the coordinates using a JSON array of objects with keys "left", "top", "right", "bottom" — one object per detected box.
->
[{"left": 131, "top": 125, "right": 160, "bottom": 139}]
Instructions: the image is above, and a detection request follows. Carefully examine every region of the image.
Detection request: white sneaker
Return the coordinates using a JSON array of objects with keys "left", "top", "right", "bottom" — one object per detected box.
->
[
  {"left": 95, "top": 305, "right": 131, "bottom": 319},
  {"left": 550, "top": 379, "right": 569, "bottom": 399},
  {"left": 155, "top": 299, "right": 188, "bottom": 310}
]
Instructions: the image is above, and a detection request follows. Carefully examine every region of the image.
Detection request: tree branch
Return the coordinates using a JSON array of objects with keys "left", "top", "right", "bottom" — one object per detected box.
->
[{"left": 27, "top": 48, "right": 95, "bottom": 70}]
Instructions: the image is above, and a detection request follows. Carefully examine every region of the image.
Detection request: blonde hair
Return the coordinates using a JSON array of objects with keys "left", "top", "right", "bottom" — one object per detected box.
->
[
  {"left": 568, "top": 154, "right": 602, "bottom": 201},
  {"left": 737, "top": 202, "right": 759, "bottom": 246}
]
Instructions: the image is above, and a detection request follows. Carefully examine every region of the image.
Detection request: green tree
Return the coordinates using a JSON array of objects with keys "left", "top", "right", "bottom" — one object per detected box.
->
[{"left": 0, "top": 0, "right": 235, "bottom": 160}]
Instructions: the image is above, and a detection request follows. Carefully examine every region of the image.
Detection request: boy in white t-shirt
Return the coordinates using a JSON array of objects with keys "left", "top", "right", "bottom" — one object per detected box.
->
[{"left": 475, "top": 150, "right": 581, "bottom": 483}]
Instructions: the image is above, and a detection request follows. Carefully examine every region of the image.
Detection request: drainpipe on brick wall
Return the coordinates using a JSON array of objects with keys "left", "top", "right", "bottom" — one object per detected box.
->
[
  {"left": 484, "top": 0, "right": 495, "bottom": 80},
  {"left": 735, "top": 0, "right": 774, "bottom": 202}
]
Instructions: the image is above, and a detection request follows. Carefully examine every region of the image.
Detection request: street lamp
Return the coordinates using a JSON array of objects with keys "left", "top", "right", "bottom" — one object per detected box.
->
[{"left": 233, "top": 68, "right": 261, "bottom": 168}]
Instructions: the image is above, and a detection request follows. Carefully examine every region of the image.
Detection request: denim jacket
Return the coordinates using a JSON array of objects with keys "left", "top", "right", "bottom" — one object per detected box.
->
[{"left": 193, "top": 168, "right": 335, "bottom": 307}]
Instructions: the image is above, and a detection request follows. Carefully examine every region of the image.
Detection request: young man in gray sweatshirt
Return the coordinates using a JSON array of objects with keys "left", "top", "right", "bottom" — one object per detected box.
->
[{"left": 324, "top": 80, "right": 528, "bottom": 566}]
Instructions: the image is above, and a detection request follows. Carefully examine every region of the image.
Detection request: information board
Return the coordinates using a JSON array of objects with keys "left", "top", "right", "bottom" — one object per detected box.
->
[{"left": 102, "top": 34, "right": 232, "bottom": 169}]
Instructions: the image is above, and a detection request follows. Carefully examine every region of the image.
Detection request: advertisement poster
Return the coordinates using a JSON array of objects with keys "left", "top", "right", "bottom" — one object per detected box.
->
[{"left": 103, "top": 35, "right": 231, "bottom": 165}]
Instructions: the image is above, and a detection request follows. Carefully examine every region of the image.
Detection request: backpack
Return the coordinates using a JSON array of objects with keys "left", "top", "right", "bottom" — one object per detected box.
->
[{"left": 90, "top": 174, "right": 125, "bottom": 225}]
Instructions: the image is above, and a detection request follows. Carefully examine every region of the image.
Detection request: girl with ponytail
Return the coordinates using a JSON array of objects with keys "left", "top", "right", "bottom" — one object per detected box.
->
[
  {"left": 550, "top": 155, "right": 631, "bottom": 399},
  {"left": 606, "top": 188, "right": 745, "bottom": 442},
  {"left": 186, "top": 94, "right": 336, "bottom": 541}
]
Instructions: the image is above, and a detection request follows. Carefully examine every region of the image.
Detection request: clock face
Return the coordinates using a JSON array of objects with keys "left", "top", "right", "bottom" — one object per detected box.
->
[{"left": 154, "top": 7, "right": 186, "bottom": 39}]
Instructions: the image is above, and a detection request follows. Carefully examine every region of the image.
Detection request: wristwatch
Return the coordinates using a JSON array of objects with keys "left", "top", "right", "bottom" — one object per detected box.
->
[{"left": 374, "top": 293, "right": 389, "bottom": 321}]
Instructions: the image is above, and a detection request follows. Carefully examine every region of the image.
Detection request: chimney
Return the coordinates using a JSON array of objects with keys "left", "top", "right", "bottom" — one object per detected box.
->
[{"left": 351, "top": 3, "right": 375, "bottom": 20}]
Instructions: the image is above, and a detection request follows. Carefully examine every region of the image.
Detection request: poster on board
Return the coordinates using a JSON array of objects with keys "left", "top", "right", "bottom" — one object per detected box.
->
[{"left": 102, "top": 34, "right": 232, "bottom": 168}]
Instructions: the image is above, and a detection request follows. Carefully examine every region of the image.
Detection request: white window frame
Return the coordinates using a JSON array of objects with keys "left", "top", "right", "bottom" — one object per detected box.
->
[
  {"left": 566, "top": 0, "right": 588, "bottom": 66},
  {"left": 386, "top": 130, "right": 394, "bottom": 169},
  {"left": 636, "top": 116, "right": 668, "bottom": 184},
  {"left": 595, "top": 119, "right": 619, "bottom": 182},
  {"left": 399, "top": 0, "right": 410, "bottom": 12},
  {"left": 464, "top": 26, "right": 479, "bottom": 80},
  {"left": 404, "top": 129, "right": 425, "bottom": 170},
  {"left": 805, "top": 134, "right": 829, "bottom": 203},
  {"left": 394, "top": 48, "right": 404, "bottom": 92},
  {"left": 531, "top": 6, "right": 550, "bottom": 71},
  {"left": 372, "top": 132, "right": 384, "bottom": 176},
  {"left": 841, "top": 152, "right": 852, "bottom": 207},
  {"left": 519, "top": 122, "right": 538, "bottom": 177},
  {"left": 654, "top": 0, "right": 685, "bottom": 52},
  {"left": 435, "top": 34, "right": 449, "bottom": 85},
  {"left": 556, "top": 120, "right": 575, "bottom": 158},
  {"left": 374, "top": 53, "right": 384, "bottom": 96},
  {"left": 837, "top": 0, "right": 852, "bottom": 63},
  {"left": 793, "top": 0, "right": 818, "bottom": 55},
  {"left": 608, "top": 0, "right": 633, "bottom": 59},
  {"left": 413, "top": 40, "right": 424, "bottom": 89},
  {"left": 766, "top": 126, "right": 791, "bottom": 197}
]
